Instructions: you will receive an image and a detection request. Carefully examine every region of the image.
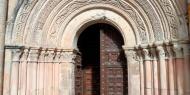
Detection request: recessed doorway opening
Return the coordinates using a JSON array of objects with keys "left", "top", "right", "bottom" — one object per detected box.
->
[{"left": 76, "top": 23, "right": 128, "bottom": 95}]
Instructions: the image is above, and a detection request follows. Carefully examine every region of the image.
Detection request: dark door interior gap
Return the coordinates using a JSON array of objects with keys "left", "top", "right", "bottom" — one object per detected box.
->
[{"left": 76, "top": 23, "right": 127, "bottom": 95}]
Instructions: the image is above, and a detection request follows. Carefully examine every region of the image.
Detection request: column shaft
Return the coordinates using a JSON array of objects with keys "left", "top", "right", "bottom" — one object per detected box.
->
[
  {"left": 142, "top": 49, "right": 152, "bottom": 95},
  {"left": 157, "top": 46, "right": 168, "bottom": 95},
  {"left": 166, "top": 46, "right": 177, "bottom": 95}
]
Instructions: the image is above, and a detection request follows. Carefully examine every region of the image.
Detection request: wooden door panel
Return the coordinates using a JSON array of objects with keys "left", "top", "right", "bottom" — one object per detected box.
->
[
  {"left": 100, "top": 24, "right": 127, "bottom": 95},
  {"left": 83, "top": 66, "right": 100, "bottom": 95}
]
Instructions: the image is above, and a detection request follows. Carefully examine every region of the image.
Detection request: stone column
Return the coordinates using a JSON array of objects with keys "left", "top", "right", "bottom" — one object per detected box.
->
[
  {"left": 173, "top": 44, "right": 184, "bottom": 95},
  {"left": 26, "top": 49, "right": 39, "bottom": 95},
  {"left": 124, "top": 49, "right": 140, "bottom": 95},
  {"left": 52, "top": 50, "right": 61, "bottom": 95},
  {"left": 59, "top": 50, "right": 76, "bottom": 95},
  {"left": 36, "top": 49, "right": 44, "bottom": 95},
  {"left": 137, "top": 49, "right": 144, "bottom": 95},
  {"left": 182, "top": 44, "right": 190, "bottom": 95},
  {"left": 166, "top": 45, "right": 177, "bottom": 95},
  {"left": 142, "top": 48, "right": 152, "bottom": 95},
  {"left": 19, "top": 49, "right": 29, "bottom": 95},
  {"left": 150, "top": 47, "right": 159, "bottom": 95},
  {"left": 0, "top": 0, "right": 7, "bottom": 94},
  {"left": 156, "top": 46, "right": 168, "bottom": 95}
]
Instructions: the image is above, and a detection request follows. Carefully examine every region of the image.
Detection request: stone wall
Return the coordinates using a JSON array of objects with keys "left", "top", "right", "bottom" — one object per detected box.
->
[{"left": 0, "top": 0, "right": 189, "bottom": 95}]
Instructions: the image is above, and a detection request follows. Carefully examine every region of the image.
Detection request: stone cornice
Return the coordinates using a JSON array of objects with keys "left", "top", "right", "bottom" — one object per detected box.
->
[{"left": 11, "top": 47, "right": 78, "bottom": 63}]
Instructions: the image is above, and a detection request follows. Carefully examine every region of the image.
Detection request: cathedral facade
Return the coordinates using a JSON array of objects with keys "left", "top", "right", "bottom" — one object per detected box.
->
[{"left": 0, "top": 0, "right": 190, "bottom": 95}]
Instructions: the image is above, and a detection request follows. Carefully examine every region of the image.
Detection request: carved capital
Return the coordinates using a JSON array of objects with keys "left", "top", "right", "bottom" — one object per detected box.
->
[
  {"left": 165, "top": 46, "right": 174, "bottom": 58},
  {"left": 124, "top": 50, "right": 138, "bottom": 63},
  {"left": 20, "top": 48, "right": 29, "bottom": 61},
  {"left": 54, "top": 50, "right": 61, "bottom": 63},
  {"left": 182, "top": 44, "right": 190, "bottom": 56},
  {"left": 38, "top": 50, "right": 46, "bottom": 62},
  {"left": 150, "top": 48, "right": 157, "bottom": 60},
  {"left": 60, "top": 51, "right": 77, "bottom": 63},
  {"left": 173, "top": 44, "right": 183, "bottom": 58},
  {"left": 142, "top": 48, "right": 151, "bottom": 61},
  {"left": 12, "top": 49, "right": 22, "bottom": 62},
  {"left": 46, "top": 50, "right": 56, "bottom": 62},
  {"left": 156, "top": 46, "right": 165, "bottom": 60},
  {"left": 28, "top": 49, "right": 39, "bottom": 62}
]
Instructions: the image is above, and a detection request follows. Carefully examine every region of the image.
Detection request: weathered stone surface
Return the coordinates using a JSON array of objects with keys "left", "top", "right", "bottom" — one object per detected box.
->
[{"left": 0, "top": 0, "right": 189, "bottom": 95}]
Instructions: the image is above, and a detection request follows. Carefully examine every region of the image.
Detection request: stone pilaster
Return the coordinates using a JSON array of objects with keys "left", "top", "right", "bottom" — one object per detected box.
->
[
  {"left": 123, "top": 49, "right": 140, "bottom": 95},
  {"left": 142, "top": 48, "right": 152, "bottom": 95},
  {"left": 156, "top": 46, "right": 168, "bottom": 95},
  {"left": 10, "top": 49, "right": 22, "bottom": 95},
  {"left": 182, "top": 44, "right": 190, "bottom": 95},
  {"left": 3, "top": 48, "right": 13, "bottom": 95},
  {"left": 0, "top": 0, "right": 7, "bottom": 94},
  {"left": 59, "top": 50, "right": 76, "bottom": 95},
  {"left": 173, "top": 44, "right": 184, "bottom": 95}
]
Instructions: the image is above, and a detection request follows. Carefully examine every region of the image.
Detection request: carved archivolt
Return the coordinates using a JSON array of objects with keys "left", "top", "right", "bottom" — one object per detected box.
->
[{"left": 11, "top": 0, "right": 187, "bottom": 48}]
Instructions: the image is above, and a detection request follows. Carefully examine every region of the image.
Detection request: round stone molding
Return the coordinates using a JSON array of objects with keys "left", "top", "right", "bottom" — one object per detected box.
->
[{"left": 9, "top": 0, "right": 188, "bottom": 49}]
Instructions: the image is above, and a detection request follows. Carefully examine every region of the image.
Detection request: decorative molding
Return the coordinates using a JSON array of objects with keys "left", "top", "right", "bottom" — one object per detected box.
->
[
  {"left": 157, "top": 0, "right": 178, "bottom": 39},
  {"left": 47, "top": 0, "right": 148, "bottom": 44},
  {"left": 13, "top": 0, "right": 38, "bottom": 44},
  {"left": 136, "top": 0, "right": 164, "bottom": 41}
]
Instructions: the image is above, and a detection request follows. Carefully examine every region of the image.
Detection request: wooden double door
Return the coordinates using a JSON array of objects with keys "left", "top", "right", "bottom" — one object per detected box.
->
[{"left": 76, "top": 24, "right": 127, "bottom": 95}]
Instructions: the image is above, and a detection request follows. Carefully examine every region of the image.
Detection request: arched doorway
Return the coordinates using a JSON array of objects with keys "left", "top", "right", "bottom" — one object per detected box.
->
[{"left": 76, "top": 23, "right": 128, "bottom": 95}]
